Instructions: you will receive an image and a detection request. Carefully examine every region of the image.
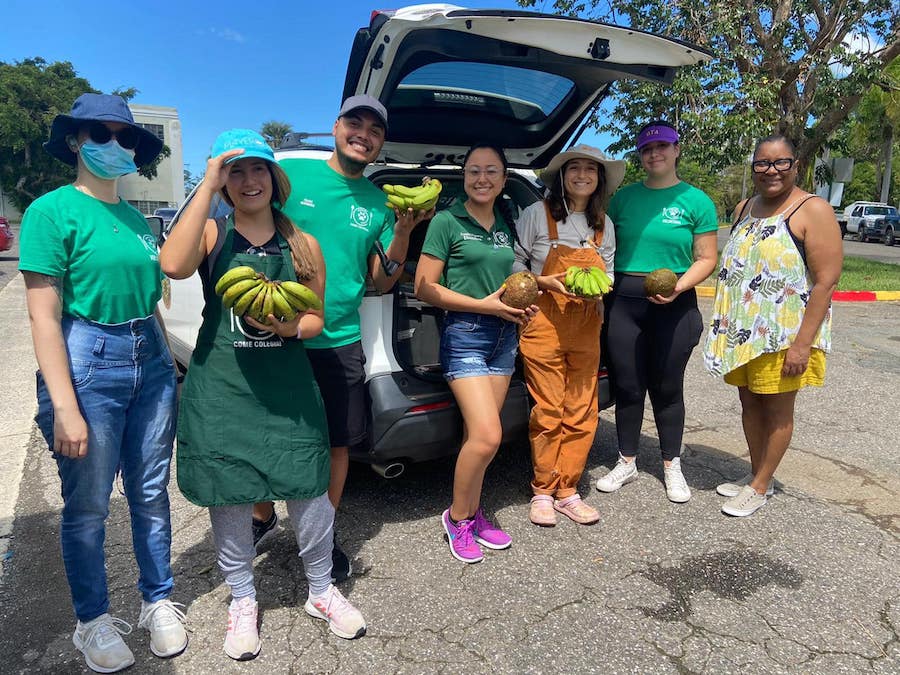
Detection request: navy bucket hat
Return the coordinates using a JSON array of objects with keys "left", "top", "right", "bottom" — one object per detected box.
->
[{"left": 44, "top": 93, "right": 164, "bottom": 167}]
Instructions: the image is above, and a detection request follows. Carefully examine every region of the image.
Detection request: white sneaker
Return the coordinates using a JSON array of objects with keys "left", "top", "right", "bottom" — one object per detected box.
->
[
  {"left": 664, "top": 457, "right": 692, "bottom": 503},
  {"left": 716, "top": 474, "right": 775, "bottom": 498},
  {"left": 722, "top": 485, "right": 768, "bottom": 517},
  {"left": 73, "top": 613, "right": 135, "bottom": 673},
  {"left": 223, "top": 596, "right": 261, "bottom": 661},
  {"left": 138, "top": 598, "right": 188, "bottom": 658},
  {"left": 305, "top": 585, "right": 367, "bottom": 639},
  {"left": 596, "top": 454, "right": 638, "bottom": 493}
]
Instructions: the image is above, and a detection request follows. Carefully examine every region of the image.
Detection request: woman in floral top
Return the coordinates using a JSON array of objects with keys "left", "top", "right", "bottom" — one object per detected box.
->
[{"left": 703, "top": 134, "right": 842, "bottom": 517}]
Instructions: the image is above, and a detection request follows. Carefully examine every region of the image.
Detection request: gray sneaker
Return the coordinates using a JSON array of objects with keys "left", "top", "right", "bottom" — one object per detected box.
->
[
  {"left": 663, "top": 457, "right": 692, "bottom": 503},
  {"left": 722, "top": 485, "right": 768, "bottom": 517},
  {"left": 596, "top": 454, "right": 638, "bottom": 493},
  {"left": 717, "top": 474, "right": 775, "bottom": 498},
  {"left": 73, "top": 613, "right": 135, "bottom": 673},
  {"left": 138, "top": 598, "right": 188, "bottom": 658}
]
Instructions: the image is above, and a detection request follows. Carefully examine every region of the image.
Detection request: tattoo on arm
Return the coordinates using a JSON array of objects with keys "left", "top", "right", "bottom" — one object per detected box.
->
[{"left": 38, "top": 274, "right": 63, "bottom": 300}]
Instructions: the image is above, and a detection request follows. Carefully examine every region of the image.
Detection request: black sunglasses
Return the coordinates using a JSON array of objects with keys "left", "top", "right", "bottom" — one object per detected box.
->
[
  {"left": 84, "top": 121, "right": 140, "bottom": 150},
  {"left": 751, "top": 158, "right": 795, "bottom": 174}
]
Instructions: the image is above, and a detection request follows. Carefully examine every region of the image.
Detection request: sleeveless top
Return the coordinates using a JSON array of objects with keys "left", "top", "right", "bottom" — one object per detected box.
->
[{"left": 703, "top": 195, "right": 832, "bottom": 377}]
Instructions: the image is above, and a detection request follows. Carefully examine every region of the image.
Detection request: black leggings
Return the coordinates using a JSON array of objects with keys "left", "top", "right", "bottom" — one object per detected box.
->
[{"left": 603, "top": 274, "right": 704, "bottom": 460}]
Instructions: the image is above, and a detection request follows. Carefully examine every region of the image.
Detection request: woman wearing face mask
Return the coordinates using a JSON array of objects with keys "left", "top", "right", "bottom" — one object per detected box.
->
[
  {"left": 18, "top": 94, "right": 187, "bottom": 673},
  {"left": 514, "top": 145, "right": 624, "bottom": 527},
  {"left": 597, "top": 120, "right": 718, "bottom": 504},
  {"left": 415, "top": 143, "right": 536, "bottom": 564}
]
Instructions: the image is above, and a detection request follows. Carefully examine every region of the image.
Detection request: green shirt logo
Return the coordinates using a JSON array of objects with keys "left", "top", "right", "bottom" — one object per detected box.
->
[{"left": 350, "top": 205, "right": 372, "bottom": 231}]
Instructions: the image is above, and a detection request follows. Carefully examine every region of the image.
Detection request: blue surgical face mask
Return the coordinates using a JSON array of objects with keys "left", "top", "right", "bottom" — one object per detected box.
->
[{"left": 79, "top": 140, "right": 138, "bottom": 180}]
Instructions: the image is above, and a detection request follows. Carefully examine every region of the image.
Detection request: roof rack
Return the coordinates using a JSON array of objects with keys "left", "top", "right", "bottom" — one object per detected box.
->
[{"left": 279, "top": 132, "right": 334, "bottom": 151}]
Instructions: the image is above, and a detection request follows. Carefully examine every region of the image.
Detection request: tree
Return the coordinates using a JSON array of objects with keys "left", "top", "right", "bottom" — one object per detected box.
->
[
  {"left": 0, "top": 59, "right": 169, "bottom": 211},
  {"left": 183, "top": 167, "right": 202, "bottom": 197},
  {"left": 0, "top": 58, "right": 93, "bottom": 210},
  {"left": 260, "top": 120, "right": 293, "bottom": 149},
  {"left": 517, "top": 0, "right": 900, "bottom": 175}
]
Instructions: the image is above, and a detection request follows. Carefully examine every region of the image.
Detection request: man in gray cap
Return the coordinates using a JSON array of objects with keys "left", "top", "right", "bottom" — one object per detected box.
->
[{"left": 253, "top": 95, "right": 428, "bottom": 581}]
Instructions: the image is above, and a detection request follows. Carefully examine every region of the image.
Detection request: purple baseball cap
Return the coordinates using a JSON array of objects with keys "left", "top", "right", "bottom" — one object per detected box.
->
[{"left": 636, "top": 124, "right": 679, "bottom": 151}]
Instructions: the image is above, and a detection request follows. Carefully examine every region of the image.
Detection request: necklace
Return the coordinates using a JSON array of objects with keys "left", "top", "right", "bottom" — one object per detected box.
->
[{"left": 565, "top": 213, "right": 594, "bottom": 247}]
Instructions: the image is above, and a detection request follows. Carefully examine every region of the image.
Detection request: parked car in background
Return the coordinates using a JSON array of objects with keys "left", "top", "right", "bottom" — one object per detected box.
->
[
  {"left": 837, "top": 201, "right": 900, "bottom": 243},
  {"left": 0, "top": 217, "right": 13, "bottom": 252},
  {"left": 880, "top": 206, "right": 900, "bottom": 246},
  {"left": 153, "top": 207, "right": 178, "bottom": 228},
  {"left": 158, "top": 3, "right": 711, "bottom": 477}
]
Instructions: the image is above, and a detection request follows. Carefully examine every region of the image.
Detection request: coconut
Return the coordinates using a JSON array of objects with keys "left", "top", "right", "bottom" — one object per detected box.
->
[
  {"left": 501, "top": 271, "right": 539, "bottom": 309},
  {"left": 643, "top": 268, "right": 678, "bottom": 297}
]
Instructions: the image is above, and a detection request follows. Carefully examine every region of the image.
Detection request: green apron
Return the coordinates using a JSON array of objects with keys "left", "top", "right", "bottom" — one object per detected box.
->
[{"left": 176, "top": 217, "right": 330, "bottom": 506}]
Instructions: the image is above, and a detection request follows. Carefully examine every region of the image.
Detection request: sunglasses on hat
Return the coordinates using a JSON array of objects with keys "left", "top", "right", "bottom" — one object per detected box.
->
[{"left": 82, "top": 121, "right": 140, "bottom": 150}]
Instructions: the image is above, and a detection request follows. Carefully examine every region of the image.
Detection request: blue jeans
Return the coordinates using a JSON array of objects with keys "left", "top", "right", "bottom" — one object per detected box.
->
[
  {"left": 440, "top": 311, "right": 519, "bottom": 381},
  {"left": 35, "top": 315, "right": 177, "bottom": 622}
]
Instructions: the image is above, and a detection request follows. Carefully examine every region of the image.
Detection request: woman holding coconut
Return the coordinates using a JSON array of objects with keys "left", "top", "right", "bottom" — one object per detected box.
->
[
  {"left": 415, "top": 142, "right": 537, "bottom": 564},
  {"left": 513, "top": 145, "right": 623, "bottom": 527},
  {"left": 596, "top": 121, "right": 718, "bottom": 504}
]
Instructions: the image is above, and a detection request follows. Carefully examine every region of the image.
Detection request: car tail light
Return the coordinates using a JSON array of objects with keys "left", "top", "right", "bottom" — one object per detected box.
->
[
  {"left": 597, "top": 367, "right": 609, "bottom": 377},
  {"left": 408, "top": 400, "right": 452, "bottom": 414}
]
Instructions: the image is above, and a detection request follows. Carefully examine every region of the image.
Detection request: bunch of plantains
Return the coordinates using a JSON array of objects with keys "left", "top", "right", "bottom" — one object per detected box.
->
[
  {"left": 382, "top": 177, "right": 442, "bottom": 211},
  {"left": 214, "top": 266, "right": 322, "bottom": 322},
  {"left": 564, "top": 266, "right": 613, "bottom": 298}
]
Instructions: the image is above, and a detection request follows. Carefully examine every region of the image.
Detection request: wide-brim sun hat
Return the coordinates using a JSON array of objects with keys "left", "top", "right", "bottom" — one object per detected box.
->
[
  {"left": 44, "top": 93, "right": 164, "bottom": 168},
  {"left": 211, "top": 128, "right": 291, "bottom": 205},
  {"left": 542, "top": 144, "right": 625, "bottom": 198}
]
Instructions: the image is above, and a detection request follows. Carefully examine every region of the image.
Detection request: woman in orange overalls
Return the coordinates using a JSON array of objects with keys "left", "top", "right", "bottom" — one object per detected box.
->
[{"left": 515, "top": 145, "right": 624, "bottom": 526}]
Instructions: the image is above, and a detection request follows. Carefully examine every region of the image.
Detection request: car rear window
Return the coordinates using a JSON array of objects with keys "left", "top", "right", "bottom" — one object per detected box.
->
[{"left": 390, "top": 61, "right": 574, "bottom": 124}]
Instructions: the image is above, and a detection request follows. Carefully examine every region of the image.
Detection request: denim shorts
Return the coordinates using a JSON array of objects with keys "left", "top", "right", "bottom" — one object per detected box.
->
[{"left": 440, "top": 311, "right": 519, "bottom": 381}]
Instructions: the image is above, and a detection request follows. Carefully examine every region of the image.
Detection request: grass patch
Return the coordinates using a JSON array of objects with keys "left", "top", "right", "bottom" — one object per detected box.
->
[
  {"left": 698, "top": 255, "right": 900, "bottom": 291},
  {"left": 838, "top": 256, "right": 900, "bottom": 291}
]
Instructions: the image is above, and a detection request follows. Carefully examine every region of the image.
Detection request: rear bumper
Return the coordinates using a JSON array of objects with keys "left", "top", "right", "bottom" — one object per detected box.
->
[
  {"left": 351, "top": 370, "right": 613, "bottom": 465},
  {"left": 351, "top": 373, "right": 530, "bottom": 465}
]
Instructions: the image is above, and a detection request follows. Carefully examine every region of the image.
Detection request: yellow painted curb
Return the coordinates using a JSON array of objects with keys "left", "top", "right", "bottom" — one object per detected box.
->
[{"left": 875, "top": 291, "right": 900, "bottom": 301}]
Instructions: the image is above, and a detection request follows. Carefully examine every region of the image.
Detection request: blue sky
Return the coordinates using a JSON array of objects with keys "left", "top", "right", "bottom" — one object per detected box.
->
[{"left": 2, "top": 0, "right": 615, "bottom": 179}]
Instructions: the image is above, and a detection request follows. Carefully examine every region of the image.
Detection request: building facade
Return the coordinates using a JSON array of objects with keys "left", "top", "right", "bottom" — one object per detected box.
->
[{"left": 118, "top": 104, "right": 185, "bottom": 214}]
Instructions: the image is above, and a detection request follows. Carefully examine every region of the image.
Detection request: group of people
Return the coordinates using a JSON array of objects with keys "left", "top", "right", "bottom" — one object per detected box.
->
[{"left": 18, "top": 91, "right": 841, "bottom": 673}]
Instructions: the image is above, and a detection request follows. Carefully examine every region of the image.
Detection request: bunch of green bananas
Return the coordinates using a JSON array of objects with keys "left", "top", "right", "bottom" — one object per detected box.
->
[
  {"left": 564, "top": 266, "right": 613, "bottom": 298},
  {"left": 382, "top": 177, "right": 442, "bottom": 211},
  {"left": 214, "top": 266, "right": 323, "bottom": 322}
]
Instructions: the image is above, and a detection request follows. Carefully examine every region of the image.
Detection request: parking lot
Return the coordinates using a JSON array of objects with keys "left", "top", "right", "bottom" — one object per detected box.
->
[{"left": 1, "top": 237, "right": 897, "bottom": 672}]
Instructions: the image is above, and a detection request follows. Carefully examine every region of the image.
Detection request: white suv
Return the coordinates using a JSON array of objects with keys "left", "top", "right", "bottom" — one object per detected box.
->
[{"left": 159, "top": 4, "right": 711, "bottom": 477}]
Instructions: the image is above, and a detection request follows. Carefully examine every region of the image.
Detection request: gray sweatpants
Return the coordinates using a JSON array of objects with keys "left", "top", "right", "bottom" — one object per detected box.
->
[{"left": 209, "top": 493, "right": 334, "bottom": 600}]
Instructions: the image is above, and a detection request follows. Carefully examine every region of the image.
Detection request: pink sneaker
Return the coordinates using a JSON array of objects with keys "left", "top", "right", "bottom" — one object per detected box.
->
[
  {"left": 223, "top": 596, "right": 260, "bottom": 661},
  {"left": 304, "top": 585, "right": 366, "bottom": 639},
  {"left": 441, "top": 509, "right": 483, "bottom": 563},
  {"left": 472, "top": 508, "right": 512, "bottom": 549}
]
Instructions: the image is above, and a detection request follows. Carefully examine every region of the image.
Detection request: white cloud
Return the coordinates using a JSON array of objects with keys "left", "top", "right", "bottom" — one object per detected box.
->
[{"left": 204, "top": 27, "right": 247, "bottom": 43}]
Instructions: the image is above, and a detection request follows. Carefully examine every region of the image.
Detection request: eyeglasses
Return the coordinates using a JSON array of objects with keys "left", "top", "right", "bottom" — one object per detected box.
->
[
  {"left": 84, "top": 121, "right": 140, "bottom": 150},
  {"left": 751, "top": 158, "right": 795, "bottom": 174},
  {"left": 464, "top": 166, "right": 504, "bottom": 180}
]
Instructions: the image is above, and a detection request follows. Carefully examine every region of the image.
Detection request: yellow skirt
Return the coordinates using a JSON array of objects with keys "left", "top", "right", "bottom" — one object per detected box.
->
[{"left": 724, "top": 348, "right": 826, "bottom": 394}]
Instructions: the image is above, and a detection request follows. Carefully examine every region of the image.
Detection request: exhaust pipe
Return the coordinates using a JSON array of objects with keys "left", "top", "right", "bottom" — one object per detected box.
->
[{"left": 371, "top": 461, "right": 406, "bottom": 479}]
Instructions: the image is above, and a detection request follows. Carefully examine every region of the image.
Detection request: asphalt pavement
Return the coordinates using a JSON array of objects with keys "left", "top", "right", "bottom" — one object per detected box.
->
[{"left": 0, "top": 224, "right": 898, "bottom": 673}]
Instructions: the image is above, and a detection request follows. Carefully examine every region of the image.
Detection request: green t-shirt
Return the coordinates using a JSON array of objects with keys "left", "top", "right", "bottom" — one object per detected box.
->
[
  {"left": 18, "top": 185, "right": 162, "bottom": 324},
  {"left": 607, "top": 181, "right": 718, "bottom": 274},
  {"left": 420, "top": 199, "right": 515, "bottom": 299},
  {"left": 280, "top": 158, "right": 394, "bottom": 349}
]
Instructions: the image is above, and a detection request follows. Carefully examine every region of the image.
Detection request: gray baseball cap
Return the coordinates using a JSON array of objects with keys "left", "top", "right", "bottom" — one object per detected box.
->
[{"left": 338, "top": 94, "right": 388, "bottom": 131}]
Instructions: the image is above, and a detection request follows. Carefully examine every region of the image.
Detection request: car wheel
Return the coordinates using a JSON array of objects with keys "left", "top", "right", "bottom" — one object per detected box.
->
[
  {"left": 857, "top": 226, "right": 867, "bottom": 242},
  {"left": 886, "top": 228, "right": 895, "bottom": 247},
  {"left": 839, "top": 222, "right": 847, "bottom": 239}
]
